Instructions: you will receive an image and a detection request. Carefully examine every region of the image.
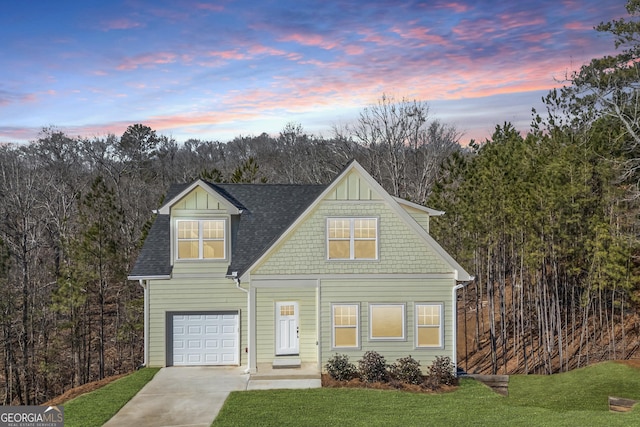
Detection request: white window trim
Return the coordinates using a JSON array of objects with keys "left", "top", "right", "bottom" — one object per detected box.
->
[
  {"left": 175, "top": 219, "right": 226, "bottom": 260},
  {"left": 331, "top": 303, "right": 360, "bottom": 349},
  {"left": 415, "top": 303, "right": 444, "bottom": 349},
  {"left": 369, "top": 303, "right": 406, "bottom": 341},
  {"left": 326, "top": 217, "right": 378, "bottom": 260}
]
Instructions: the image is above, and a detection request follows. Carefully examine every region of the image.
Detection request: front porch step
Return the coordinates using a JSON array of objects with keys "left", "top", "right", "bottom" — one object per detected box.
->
[
  {"left": 251, "top": 361, "right": 321, "bottom": 380},
  {"left": 272, "top": 358, "right": 301, "bottom": 369}
]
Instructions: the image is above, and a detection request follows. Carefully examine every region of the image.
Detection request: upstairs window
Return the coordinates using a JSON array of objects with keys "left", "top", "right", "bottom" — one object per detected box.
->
[
  {"left": 327, "top": 218, "right": 378, "bottom": 260},
  {"left": 176, "top": 219, "right": 225, "bottom": 260}
]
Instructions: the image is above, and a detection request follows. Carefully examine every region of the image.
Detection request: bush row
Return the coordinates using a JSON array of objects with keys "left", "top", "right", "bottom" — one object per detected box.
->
[{"left": 325, "top": 351, "right": 456, "bottom": 390}]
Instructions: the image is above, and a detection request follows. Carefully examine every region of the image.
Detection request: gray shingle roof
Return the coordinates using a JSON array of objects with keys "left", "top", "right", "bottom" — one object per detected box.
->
[
  {"left": 128, "top": 214, "right": 172, "bottom": 278},
  {"left": 128, "top": 182, "right": 326, "bottom": 280},
  {"left": 215, "top": 183, "right": 325, "bottom": 277}
]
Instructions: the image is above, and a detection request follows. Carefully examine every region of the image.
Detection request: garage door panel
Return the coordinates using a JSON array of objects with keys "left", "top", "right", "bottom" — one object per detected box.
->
[
  {"left": 205, "top": 341, "right": 219, "bottom": 350},
  {"left": 205, "top": 325, "right": 219, "bottom": 334},
  {"left": 171, "top": 312, "right": 238, "bottom": 366}
]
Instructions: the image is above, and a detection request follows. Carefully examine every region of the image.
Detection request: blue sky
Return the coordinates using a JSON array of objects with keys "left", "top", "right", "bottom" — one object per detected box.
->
[{"left": 0, "top": 0, "right": 627, "bottom": 145}]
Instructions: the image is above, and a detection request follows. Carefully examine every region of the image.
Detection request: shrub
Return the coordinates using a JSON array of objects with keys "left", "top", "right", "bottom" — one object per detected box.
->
[
  {"left": 390, "top": 355, "right": 423, "bottom": 385},
  {"left": 325, "top": 353, "right": 358, "bottom": 381},
  {"left": 358, "top": 351, "right": 389, "bottom": 383},
  {"left": 425, "top": 356, "right": 456, "bottom": 389}
]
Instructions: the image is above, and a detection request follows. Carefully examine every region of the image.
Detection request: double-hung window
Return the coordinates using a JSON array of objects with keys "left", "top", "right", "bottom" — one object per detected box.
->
[
  {"left": 332, "top": 304, "right": 359, "bottom": 348},
  {"left": 415, "top": 303, "right": 443, "bottom": 348},
  {"left": 176, "top": 219, "right": 226, "bottom": 260},
  {"left": 327, "top": 218, "right": 378, "bottom": 260}
]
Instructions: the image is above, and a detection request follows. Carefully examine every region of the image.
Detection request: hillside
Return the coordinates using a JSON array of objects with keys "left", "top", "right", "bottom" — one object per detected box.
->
[{"left": 457, "top": 282, "right": 640, "bottom": 375}]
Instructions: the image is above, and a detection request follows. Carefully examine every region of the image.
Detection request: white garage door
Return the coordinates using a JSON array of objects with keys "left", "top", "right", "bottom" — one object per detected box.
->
[{"left": 172, "top": 313, "right": 239, "bottom": 366}]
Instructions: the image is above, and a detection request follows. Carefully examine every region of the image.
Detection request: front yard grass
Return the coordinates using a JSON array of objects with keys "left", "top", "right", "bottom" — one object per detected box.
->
[
  {"left": 63, "top": 367, "right": 160, "bottom": 427},
  {"left": 213, "top": 362, "right": 640, "bottom": 427}
]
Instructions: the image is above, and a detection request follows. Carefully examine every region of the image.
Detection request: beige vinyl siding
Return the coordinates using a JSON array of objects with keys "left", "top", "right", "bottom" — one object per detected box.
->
[
  {"left": 253, "top": 201, "right": 451, "bottom": 275},
  {"left": 255, "top": 287, "right": 317, "bottom": 364},
  {"left": 147, "top": 277, "right": 247, "bottom": 367},
  {"left": 171, "top": 261, "right": 229, "bottom": 276},
  {"left": 319, "top": 278, "right": 454, "bottom": 372}
]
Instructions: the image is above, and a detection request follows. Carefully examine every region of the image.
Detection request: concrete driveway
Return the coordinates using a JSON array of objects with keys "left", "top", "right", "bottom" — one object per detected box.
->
[{"left": 103, "top": 366, "right": 249, "bottom": 427}]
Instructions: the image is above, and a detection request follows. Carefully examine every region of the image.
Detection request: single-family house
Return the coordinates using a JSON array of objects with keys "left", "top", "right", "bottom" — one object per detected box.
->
[{"left": 128, "top": 160, "right": 473, "bottom": 375}]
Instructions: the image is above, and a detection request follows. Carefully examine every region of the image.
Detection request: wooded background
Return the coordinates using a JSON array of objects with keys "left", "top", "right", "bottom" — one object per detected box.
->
[{"left": 1, "top": 0, "right": 640, "bottom": 404}]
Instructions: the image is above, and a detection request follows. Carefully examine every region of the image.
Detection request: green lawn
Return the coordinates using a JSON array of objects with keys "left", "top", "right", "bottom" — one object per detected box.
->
[
  {"left": 62, "top": 367, "right": 159, "bottom": 427},
  {"left": 213, "top": 362, "right": 640, "bottom": 427}
]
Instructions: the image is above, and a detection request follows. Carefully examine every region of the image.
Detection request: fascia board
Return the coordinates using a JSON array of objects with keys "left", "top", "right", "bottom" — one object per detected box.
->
[
  {"left": 393, "top": 197, "right": 445, "bottom": 216},
  {"left": 157, "top": 179, "right": 240, "bottom": 215}
]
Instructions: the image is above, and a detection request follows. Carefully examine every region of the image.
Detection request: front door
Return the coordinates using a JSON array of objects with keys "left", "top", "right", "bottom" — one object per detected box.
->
[{"left": 275, "top": 301, "right": 299, "bottom": 355}]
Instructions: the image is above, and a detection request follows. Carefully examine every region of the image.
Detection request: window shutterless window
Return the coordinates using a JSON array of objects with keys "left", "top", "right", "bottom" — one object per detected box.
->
[
  {"left": 416, "top": 303, "right": 443, "bottom": 348},
  {"left": 332, "top": 304, "right": 359, "bottom": 348},
  {"left": 327, "top": 218, "right": 377, "bottom": 260},
  {"left": 369, "top": 304, "right": 405, "bottom": 340},
  {"left": 176, "top": 219, "right": 225, "bottom": 260}
]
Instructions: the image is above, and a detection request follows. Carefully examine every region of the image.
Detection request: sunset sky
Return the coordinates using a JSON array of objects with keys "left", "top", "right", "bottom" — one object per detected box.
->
[{"left": 0, "top": 1, "right": 627, "bottom": 145}]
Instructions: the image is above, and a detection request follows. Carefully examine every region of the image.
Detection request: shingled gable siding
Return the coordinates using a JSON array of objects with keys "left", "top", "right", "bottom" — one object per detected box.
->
[
  {"left": 254, "top": 287, "right": 317, "bottom": 364},
  {"left": 147, "top": 276, "right": 247, "bottom": 367},
  {"left": 253, "top": 201, "right": 450, "bottom": 276},
  {"left": 320, "top": 278, "right": 454, "bottom": 372}
]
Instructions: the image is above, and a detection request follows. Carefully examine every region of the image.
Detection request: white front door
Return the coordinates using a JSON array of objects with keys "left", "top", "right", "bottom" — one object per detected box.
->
[{"left": 275, "top": 301, "right": 299, "bottom": 355}]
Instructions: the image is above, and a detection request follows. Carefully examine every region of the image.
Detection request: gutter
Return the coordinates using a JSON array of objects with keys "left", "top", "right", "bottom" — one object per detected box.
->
[
  {"left": 138, "top": 279, "right": 149, "bottom": 367},
  {"left": 452, "top": 276, "right": 475, "bottom": 375},
  {"left": 231, "top": 272, "right": 251, "bottom": 375}
]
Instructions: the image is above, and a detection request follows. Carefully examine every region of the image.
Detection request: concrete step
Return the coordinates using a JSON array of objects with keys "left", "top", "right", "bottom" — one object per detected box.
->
[{"left": 272, "top": 358, "right": 301, "bottom": 369}]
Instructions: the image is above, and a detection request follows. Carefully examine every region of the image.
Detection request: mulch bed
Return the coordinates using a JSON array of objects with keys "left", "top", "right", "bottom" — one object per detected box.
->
[{"left": 321, "top": 374, "right": 457, "bottom": 393}]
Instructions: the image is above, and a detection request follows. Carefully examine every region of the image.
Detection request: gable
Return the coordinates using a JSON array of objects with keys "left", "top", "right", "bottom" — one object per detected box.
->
[
  {"left": 244, "top": 160, "right": 471, "bottom": 281},
  {"left": 157, "top": 180, "right": 241, "bottom": 215},
  {"left": 173, "top": 187, "right": 229, "bottom": 212},
  {"left": 324, "top": 170, "right": 383, "bottom": 201}
]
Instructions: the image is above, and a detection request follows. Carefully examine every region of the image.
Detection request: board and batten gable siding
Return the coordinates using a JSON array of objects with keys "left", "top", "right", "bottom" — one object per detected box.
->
[
  {"left": 323, "top": 169, "right": 383, "bottom": 201},
  {"left": 253, "top": 200, "right": 451, "bottom": 275},
  {"left": 254, "top": 287, "right": 317, "bottom": 364},
  {"left": 147, "top": 276, "right": 247, "bottom": 367},
  {"left": 170, "top": 186, "right": 231, "bottom": 276},
  {"left": 171, "top": 186, "right": 230, "bottom": 211},
  {"left": 320, "top": 278, "right": 454, "bottom": 372}
]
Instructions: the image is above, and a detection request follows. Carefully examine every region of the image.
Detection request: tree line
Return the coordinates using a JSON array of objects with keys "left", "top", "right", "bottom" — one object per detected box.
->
[{"left": 432, "top": 1, "right": 640, "bottom": 374}]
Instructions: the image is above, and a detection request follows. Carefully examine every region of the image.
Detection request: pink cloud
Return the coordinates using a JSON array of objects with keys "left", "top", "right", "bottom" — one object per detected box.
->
[
  {"left": 279, "top": 33, "right": 339, "bottom": 50},
  {"left": 391, "top": 26, "right": 451, "bottom": 47},
  {"left": 101, "top": 18, "right": 143, "bottom": 31},
  {"left": 195, "top": 3, "right": 224, "bottom": 12},
  {"left": 208, "top": 49, "right": 248, "bottom": 60},
  {"left": 117, "top": 52, "right": 177, "bottom": 70},
  {"left": 437, "top": 2, "right": 471, "bottom": 13},
  {"left": 565, "top": 21, "right": 592, "bottom": 31}
]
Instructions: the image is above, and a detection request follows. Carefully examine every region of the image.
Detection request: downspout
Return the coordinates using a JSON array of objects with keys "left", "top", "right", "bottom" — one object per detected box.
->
[
  {"left": 452, "top": 277, "right": 474, "bottom": 375},
  {"left": 233, "top": 275, "right": 251, "bottom": 374},
  {"left": 138, "top": 280, "right": 149, "bottom": 367}
]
